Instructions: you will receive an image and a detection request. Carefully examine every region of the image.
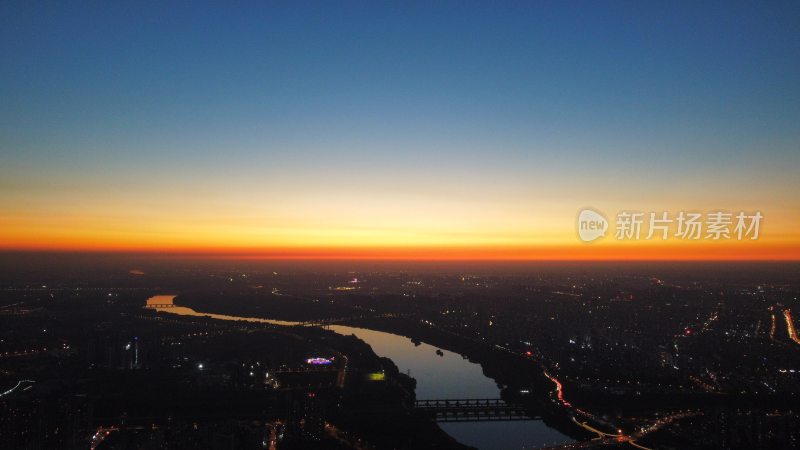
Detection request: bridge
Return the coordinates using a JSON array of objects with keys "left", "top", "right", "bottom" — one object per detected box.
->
[
  {"left": 144, "top": 303, "right": 178, "bottom": 309},
  {"left": 415, "top": 398, "right": 538, "bottom": 422}
]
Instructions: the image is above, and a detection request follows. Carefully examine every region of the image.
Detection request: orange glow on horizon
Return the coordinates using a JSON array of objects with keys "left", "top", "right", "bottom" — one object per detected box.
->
[
  {"left": 2, "top": 242, "right": 798, "bottom": 261},
  {"left": 3, "top": 195, "right": 798, "bottom": 261}
]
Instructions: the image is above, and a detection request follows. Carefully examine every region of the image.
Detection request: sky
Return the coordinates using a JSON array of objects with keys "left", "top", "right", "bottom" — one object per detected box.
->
[{"left": 1, "top": 2, "right": 799, "bottom": 260}]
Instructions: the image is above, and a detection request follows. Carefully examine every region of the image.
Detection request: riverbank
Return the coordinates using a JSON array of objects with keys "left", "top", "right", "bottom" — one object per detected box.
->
[
  {"left": 171, "top": 295, "right": 587, "bottom": 445},
  {"left": 343, "top": 316, "right": 590, "bottom": 442},
  {"left": 154, "top": 295, "right": 472, "bottom": 449}
]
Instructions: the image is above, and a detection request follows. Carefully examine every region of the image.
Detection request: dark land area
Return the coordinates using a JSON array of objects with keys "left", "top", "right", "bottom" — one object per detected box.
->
[{"left": 1, "top": 255, "right": 799, "bottom": 449}]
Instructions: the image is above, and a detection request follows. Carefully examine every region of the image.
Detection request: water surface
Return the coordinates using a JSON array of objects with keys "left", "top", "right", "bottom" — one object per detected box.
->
[{"left": 146, "top": 295, "right": 572, "bottom": 449}]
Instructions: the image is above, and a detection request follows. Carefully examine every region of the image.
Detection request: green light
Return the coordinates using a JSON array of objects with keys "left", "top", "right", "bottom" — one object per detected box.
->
[{"left": 367, "top": 372, "right": 385, "bottom": 381}]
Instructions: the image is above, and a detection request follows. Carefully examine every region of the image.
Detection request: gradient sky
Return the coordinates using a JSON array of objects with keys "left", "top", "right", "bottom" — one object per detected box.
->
[{"left": 1, "top": 2, "right": 799, "bottom": 259}]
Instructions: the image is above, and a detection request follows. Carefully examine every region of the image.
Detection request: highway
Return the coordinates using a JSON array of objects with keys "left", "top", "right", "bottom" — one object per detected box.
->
[
  {"left": 784, "top": 309, "right": 800, "bottom": 345},
  {"left": 0, "top": 379, "right": 36, "bottom": 398}
]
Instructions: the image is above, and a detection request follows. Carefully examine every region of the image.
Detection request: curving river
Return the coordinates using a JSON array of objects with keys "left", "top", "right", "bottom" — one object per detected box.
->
[{"left": 145, "top": 295, "right": 572, "bottom": 449}]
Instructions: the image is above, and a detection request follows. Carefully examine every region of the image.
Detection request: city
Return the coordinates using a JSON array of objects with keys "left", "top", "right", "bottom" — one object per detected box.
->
[
  {"left": 1, "top": 258, "right": 798, "bottom": 448},
  {"left": 2, "top": 1, "right": 799, "bottom": 449}
]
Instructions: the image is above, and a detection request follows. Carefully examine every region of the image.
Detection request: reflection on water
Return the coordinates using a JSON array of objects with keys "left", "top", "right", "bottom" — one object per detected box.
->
[
  {"left": 327, "top": 325, "right": 573, "bottom": 449},
  {"left": 440, "top": 421, "right": 572, "bottom": 450},
  {"left": 328, "top": 325, "right": 499, "bottom": 399},
  {"left": 145, "top": 296, "right": 572, "bottom": 449},
  {"left": 145, "top": 295, "right": 300, "bottom": 326}
]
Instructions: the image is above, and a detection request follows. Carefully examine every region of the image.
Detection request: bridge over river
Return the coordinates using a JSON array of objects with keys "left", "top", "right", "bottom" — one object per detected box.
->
[{"left": 415, "top": 398, "right": 538, "bottom": 422}]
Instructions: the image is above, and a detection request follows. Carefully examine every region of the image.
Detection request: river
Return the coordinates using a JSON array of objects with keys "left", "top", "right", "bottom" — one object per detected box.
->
[{"left": 145, "top": 295, "right": 572, "bottom": 449}]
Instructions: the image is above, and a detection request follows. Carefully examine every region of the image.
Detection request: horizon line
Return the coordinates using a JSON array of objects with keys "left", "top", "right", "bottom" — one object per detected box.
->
[{"left": 0, "top": 249, "right": 798, "bottom": 263}]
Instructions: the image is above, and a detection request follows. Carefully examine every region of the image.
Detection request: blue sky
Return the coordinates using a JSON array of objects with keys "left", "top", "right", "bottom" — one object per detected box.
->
[
  {"left": 3, "top": 2, "right": 798, "bottom": 166},
  {"left": 1, "top": 2, "right": 799, "bottom": 255}
]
